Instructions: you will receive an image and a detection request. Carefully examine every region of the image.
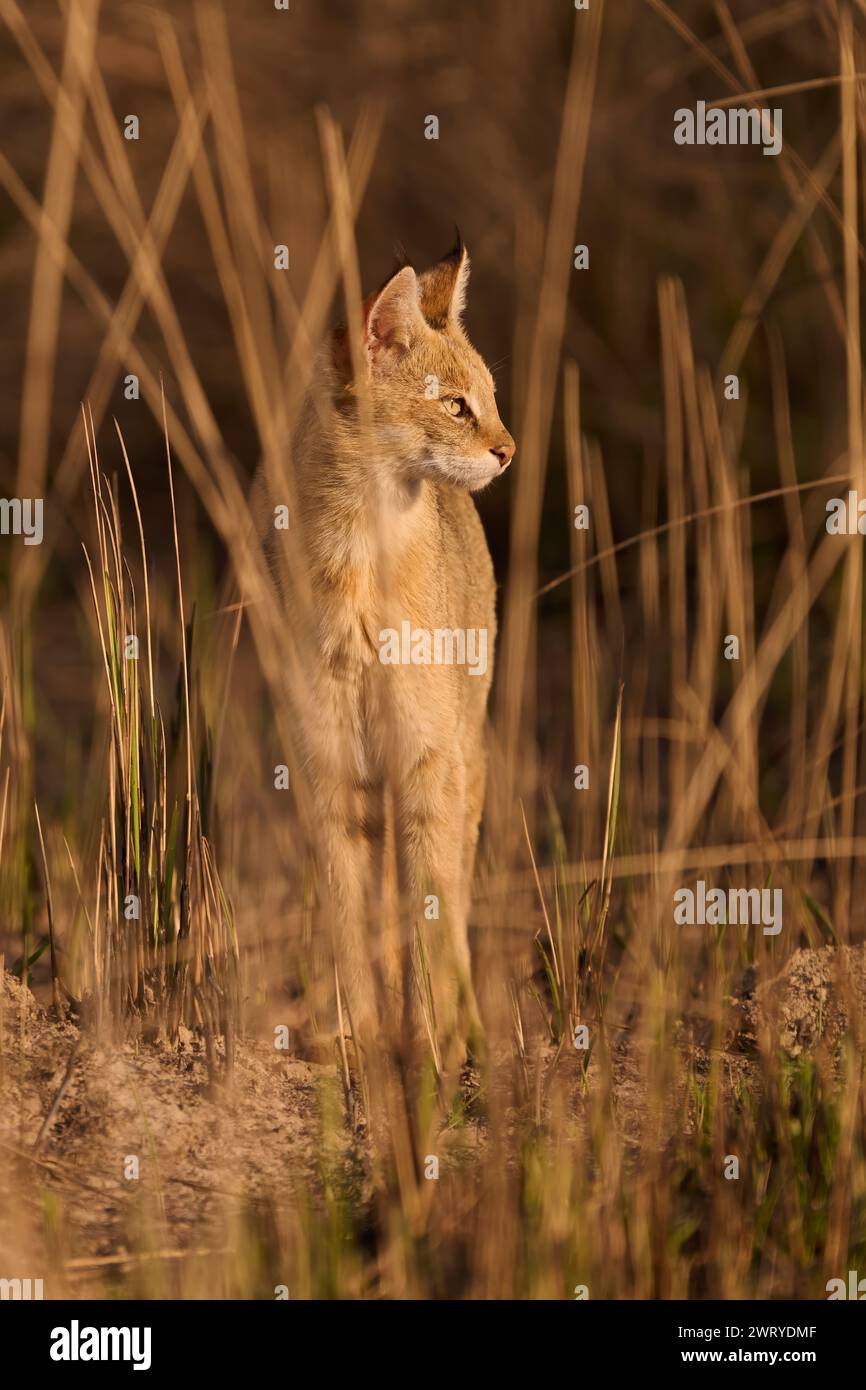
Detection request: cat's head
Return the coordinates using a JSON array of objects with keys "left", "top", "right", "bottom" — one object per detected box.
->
[{"left": 337, "top": 237, "right": 515, "bottom": 493}]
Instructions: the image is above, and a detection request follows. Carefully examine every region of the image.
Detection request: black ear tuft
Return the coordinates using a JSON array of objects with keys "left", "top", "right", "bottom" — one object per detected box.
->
[
  {"left": 392, "top": 241, "right": 412, "bottom": 273},
  {"left": 417, "top": 230, "right": 470, "bottom": 329},
  {"left": 448, "top": 225, "right": 465, "bottom": 264}
]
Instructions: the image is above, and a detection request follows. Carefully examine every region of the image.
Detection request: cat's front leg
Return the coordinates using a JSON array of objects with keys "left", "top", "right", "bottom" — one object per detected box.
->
[{"left": 395, "top": 745, "right": 475, "bottom": 1081}]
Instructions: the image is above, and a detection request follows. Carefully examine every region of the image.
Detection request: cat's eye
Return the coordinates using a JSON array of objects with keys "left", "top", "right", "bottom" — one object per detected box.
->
[{"left": 444, "top": 396, "right": 471, "bottom": 420}]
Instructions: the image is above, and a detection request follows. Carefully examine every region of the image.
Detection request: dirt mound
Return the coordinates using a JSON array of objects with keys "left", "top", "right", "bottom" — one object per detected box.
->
[
  {"left": 0, "top": 971, "right": 349, "bottom": 1292},
  {"left": 3, "top": 946, "right": 865, "bottom": 1291},
  {"left": 729, "top": 945, "right": 866, "bottom": 1057}
]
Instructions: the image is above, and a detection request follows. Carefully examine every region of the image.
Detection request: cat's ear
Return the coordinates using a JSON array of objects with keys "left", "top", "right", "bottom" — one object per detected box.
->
[
  {"left": 364, "top": 265, "right": 425, "bottom": 363},
  {"left": 418, "top": 230, "right": 470, "bottom": 330}
]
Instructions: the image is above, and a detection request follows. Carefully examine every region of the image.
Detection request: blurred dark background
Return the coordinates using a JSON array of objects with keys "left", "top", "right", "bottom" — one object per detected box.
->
[
  {"left": 0, "top": 0, "right": 855, "bottom": 824},
  {"left": 0, "top": 0, "right": 847, "bottom": 578}
]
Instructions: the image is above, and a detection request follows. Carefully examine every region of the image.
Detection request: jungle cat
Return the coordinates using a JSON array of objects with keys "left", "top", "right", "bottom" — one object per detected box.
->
[{"left": 262, "top": 237, "right": 514, "bottom": 1078}]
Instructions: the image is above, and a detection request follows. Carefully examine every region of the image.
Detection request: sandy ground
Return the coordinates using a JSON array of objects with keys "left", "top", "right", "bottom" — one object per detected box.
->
[
  {"left": 1, "top": 945, "right": 864, "bottom": 1294},
  {"left": 730, "top": 945, "right": 866, "bottom": 1056},
  {"left": 0, "top": 970, "right": 349, "bottom": 1294}
]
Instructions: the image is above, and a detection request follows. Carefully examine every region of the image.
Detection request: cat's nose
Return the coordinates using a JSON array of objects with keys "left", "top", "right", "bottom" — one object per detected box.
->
[{"left": 491, "top": 441, "right": 515, "bottom": 468}]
